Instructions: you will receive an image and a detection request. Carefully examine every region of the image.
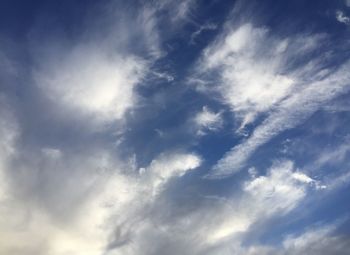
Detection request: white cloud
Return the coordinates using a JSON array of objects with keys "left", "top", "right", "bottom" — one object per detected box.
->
[
  {"left": 190, "top": 22, "right": 217, "bottom": 44},
  {"left": 197, "top": 23, "right": 330, "bottom": 130},
  {"left": 34, "top": 46, "right": 147, "bottom": 126},
  {"left": 212, "top": 223, "right": 349, "bottom": 255},
  {"left": 244, "top": 161, "right": 310, "bottom": 212},
  {"left": 30, "top": 1, "right": 169, "bottom": 130},
  {"left": 151, "top": 70, "right": 175, "bottom": 82},
  {"left": 210, "top": 61, "right": 350, "bottom": 178},
  {"left": 198, "top": 23, "right": 297, "bottom": 128},
  {"left": 169, "top": 0, "right": 197, "bottom": 24},
  {"left": 146, "top": 153, "right": 201, "bottom": 179},
  {"left": 0, "top": 146, "right": 201, "bottom": 255},
  {"left": 279, "top": 223, "right": 350, "bottom": 255},
  {"left": 195, "top": 21, "right": 350, "bottom": 178},
  {"left": 336, "top": 10, "right": 350, "bottom": 25},
  {"left": 151, "top": 0, "right": 197, "bottom": 29},
  {"left": 1, "top": 2, "right": 349, "bottom": 254},
  {"left": 141, "top": 152, "right": 201, "bottom": 194},
  {"left": 292, "top": 172, "right": 314, "bottom": 184},
  {"left": 314, "top": 141, "right": 350, "bottom": 168},
  {"left": 0, "top": 95, "right": 18, "bottom": 206},
  {"left": 194, "top": 106, "right": 223, "bottom": 135},
  {"left": 175, "top": 160, "right": 315, "bottom": 246}
]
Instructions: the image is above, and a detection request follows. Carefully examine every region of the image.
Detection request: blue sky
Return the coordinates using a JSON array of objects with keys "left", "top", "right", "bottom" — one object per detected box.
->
[{"left": 0, "top": 0, "right": 350, "bottom": 254}]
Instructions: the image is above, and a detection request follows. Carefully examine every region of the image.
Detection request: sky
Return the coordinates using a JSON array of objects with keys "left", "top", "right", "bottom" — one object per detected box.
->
[{"left": 0, "top": 0, "right": 350, "bottom": 254}]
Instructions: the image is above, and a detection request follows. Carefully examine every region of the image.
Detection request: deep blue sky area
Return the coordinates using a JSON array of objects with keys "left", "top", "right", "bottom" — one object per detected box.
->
[{"left": 0, "top": 1, "right": 350, "bottom": 254}]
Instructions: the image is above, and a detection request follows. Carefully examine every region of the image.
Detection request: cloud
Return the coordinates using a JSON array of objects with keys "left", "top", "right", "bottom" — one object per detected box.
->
[
  {"left": 194, "top": 21, "right": 350, "bottom": 178},
  {"left": 336, "top": 10, "right": 350, "bottom": 25},
  {"left": 167, "top": 0, "right": 197, "bottom": 25},
  {"left": 196, "top": 22, "right": 331, "bottom": 129},
  {"left": 140, "top": 152, "right": 201, "bottom": 195},
  {"left": 0, "top": 93, "right": 342, "bottom": 255},
  {"left": 0, "top": 2, "right": 204, "bottom": 254},
  {"left": 0, "top": 134, "right": 201, "bottom": 255},
  {"left": 244, "top": 161, "right": 309, "bottom": 212},
  {"left": 148, "top": 0, "right": 197, "bottom": 31},
  {"left": 194, "top": 106, "right": 223, "bottom": 135},
  {"left": 47, "top": 152, "right": 200, "bottom": 255},
  {"left": 209, "top": 160, "right": 313, "bottom": 242},
  {"left": 1, "top": 1, "right": 350, "bottom": 254},
  {"left": 29, "top": 2, "right": 169, "bottom": 130},
  {"left": 203, "top": 223, "right": 350, "bottom": 255},
  {"left": 152, "top": 160, "right": 315, "bottom": 254},
  {"left": 197, "top": 23, "right": 297, "bottom": 129},
  {"left": 280, "top": 223, "right": 350, "bottom": 255},
  {"left": 34, "top": 45, "right": 147, "bottom": 126},
  {"left": 190, "top": 22, "right": 217, "bottom": 44},
  {"left": 210, "top": 62, "right": 350, "bottom": 177},
  {"left": 134, "top": 160, "right": 315, "bottom": 252}
]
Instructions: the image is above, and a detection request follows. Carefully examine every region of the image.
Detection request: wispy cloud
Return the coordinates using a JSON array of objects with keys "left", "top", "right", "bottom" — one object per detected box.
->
[
  {"left": 336, "top": 10, "right": 350, "bottom": 25},
  {"left": 211, "top": 62, "right": 350, "bottom": 177},
  {"left": 190, "top": 22, "right": 217, "bottom": 44},
  {"left": 1, "top": 1, "right": 350, "bottom": 254},
  {"left": 194, "top": 106, "right": 223, "bottom": 135},
  {"left": 193, "top": 20, "right": 350, "bottom": 178}
]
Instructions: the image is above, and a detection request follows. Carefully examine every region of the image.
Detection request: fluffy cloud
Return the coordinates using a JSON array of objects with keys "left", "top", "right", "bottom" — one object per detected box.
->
[{"left": 34, "top": 46, "right": 147, "bottom": 125}]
